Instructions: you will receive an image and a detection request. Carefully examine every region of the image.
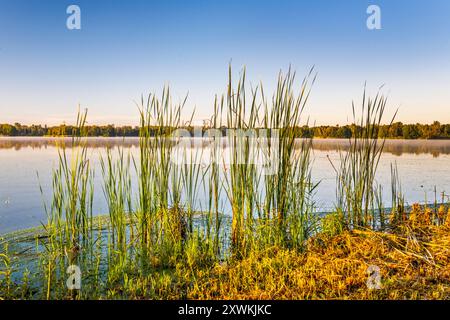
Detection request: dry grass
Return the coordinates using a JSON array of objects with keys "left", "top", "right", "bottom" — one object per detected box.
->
[{"left": 185, "top": 219, "right": 450, "bottom": 300}]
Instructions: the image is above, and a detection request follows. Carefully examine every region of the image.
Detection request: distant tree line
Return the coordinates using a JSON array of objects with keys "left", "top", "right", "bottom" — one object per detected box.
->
[
  {"left": 299, "top": 121, "right": 450, "bottom": 139},
  {"left": 0, "top": 123, "right": 140, "bottom": 137},
  {"left": 1, "top": 121, "right": 450, "bottom": 139}
]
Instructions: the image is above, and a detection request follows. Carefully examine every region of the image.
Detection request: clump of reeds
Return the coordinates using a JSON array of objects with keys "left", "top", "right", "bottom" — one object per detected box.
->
[
  {"left": 134, "top": 87, "right": 220, "bottom": 270},
  {"left": 330, "top": 86, "right": 396, "bottom": 229},
  {"left": 216, "top": 65, "right": 318, "bottom": 257},
  {"left": 137, "top": 89, "right": 179, "bottom": 256},
  {"left": 100, "top": 145, "right": 133, "bottom": 281},
  {"left": 40, "top": 108, "right": 94, "bottom": 299},
  {"left": 261, "top": 67, "right": 318, "bottom": 249}
]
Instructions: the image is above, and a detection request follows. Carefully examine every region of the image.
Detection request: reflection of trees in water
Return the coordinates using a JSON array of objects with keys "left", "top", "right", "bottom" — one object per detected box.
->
[
  {"left": 0, "top": 137, "right": 139, "bottom": 150},
  {"left": 305, "top": 139, "right": 450, "bottom": 157},
  {"left": 0, "top": 137, "right": 224, "bottom": 151},
  {"left": 2, "top": 137, "right": 450, "bottom": 156}
]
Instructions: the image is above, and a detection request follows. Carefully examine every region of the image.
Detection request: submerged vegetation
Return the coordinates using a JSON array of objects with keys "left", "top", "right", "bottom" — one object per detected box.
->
[{"left": 0, "top": 67, "right": 449, "bottom": 300}]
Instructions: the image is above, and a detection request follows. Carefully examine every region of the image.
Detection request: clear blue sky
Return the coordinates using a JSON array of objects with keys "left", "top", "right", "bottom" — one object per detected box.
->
[{"left": 1, "top": 0, "right": 449, "bottom": 125}]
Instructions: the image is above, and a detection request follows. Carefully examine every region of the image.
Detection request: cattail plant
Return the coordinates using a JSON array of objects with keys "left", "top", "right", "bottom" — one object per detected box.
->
[
  {"left": 135, "top": 88, "right": 188, "bottom": 264},
  {"left": 222, "top": 66, "right": 262, "bottom": 257},
  {"left": 100, "top": 146, "right": 132, "bottom": 254},
  {"left": 42, "top": 108, "right": 94, "bottom": 298},
  {"left": 260, "top": 67, "right": 317, "bottom": 249},
  {"left": 221, "top": 65, "right": 317, "bottom": 255},
  {"left": 332, "top": 87, "right": 396, "bottom": 228}
]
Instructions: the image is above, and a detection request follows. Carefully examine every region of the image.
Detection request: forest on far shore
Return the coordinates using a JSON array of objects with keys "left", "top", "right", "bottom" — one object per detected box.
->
[{"left": 1, "top": 121, "right": 450, "bottom": 139}]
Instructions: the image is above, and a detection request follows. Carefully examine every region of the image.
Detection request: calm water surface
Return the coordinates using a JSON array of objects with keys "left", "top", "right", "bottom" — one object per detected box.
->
[{"left": 1, "top": 137, "right": 449, "bottom": 234}]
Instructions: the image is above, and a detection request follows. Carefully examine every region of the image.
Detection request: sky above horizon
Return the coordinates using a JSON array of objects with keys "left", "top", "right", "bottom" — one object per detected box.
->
[{"left": 0, "top": 0, "right": 450, "bottom": 126}]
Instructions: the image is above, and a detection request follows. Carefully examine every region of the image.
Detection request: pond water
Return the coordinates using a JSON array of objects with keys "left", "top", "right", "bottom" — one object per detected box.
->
[{"left": 1, "top": 137, "right": 449, "bottom": 234}]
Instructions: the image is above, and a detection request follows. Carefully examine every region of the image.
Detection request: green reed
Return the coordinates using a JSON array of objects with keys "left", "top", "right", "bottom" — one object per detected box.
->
[
  {"left": 389, "top": 162, "right": 405, "bottom": 225},
  {"left": 261, "top": 67, "right": 317, "bottom": 249},
  {"left": 221, "top": 66, "right": 260, "bottom": 256},
  {"left": 135, "top": 88, "right": 191, "bottom": 264},
  {"left": 205, "top": 95, "right": 224, "bottom": 255},
  {"left": 41, "top": 108, "right": 94, "bottom": 298},
  {"left": 100, "top": 146, "right": 132, "bottom": 254},
  {"left": 331, "top": 87, "right": 396, "bottom": 228},
  {"left": 217, "top": 66, "right": 318, "bottom": 256}
]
